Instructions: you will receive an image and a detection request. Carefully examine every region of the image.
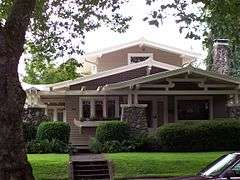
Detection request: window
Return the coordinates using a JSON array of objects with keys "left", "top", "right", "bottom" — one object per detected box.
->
[
  {"left": 232, "top": 162, "right": 240, "bottom": 176},
  {"left": 57, "top": 109, "right": 64, "bottom": 121},
  {"left": 177, "top": 100, "right": 210, "bottom": 120},
  {"left": 128, "top": 53, "right": 153, "bottom": 64},
  {"left": 83, "top": 101, "right": 91, "bottom": 118},
  {"left": 47, "top": 109, "right": 54, "bottom": 120},
  {"left": 95, "top": 101, "right": 103, "bottom": 120},
  {"left": 107, "top": 100, "right": 115, "bottom": 118}
]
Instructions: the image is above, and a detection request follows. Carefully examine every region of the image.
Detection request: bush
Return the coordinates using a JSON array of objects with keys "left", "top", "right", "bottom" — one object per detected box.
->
[
  {"left": 89, "top": 138, "right": 137, "bottom": 153},
  {"left": 36, "top": 121, "right": 70, "bottom": 144},
  {"left": 50, "top": 139, "right": 69, "bottom": 153},
  {"left": 95, "top": 121, "right": 130, "bottom": 143},
  {"left": 89, "top": 138, "right": 103, "bottom": 153},
  {"left": 23, "top": 122, "right": 38, "bottom": 142},
  {"left": 132, "top": 132, "right": 161, "bottom": 152},
  {"left": 156, "top": 120, "right": 240, "bottom": 152},
  {"left": 22, "top": 108, "right": 49, "bottom": 142},
  {"left": 27, "top": 140, "right": 52, "bottom": 154},
  {"left": 27, "top": 139, "right": 68, "bottom": 154}
]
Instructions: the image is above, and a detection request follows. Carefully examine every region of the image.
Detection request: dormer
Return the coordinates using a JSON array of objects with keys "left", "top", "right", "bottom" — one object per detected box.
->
[{"left": 80, "top": 38, "right": 201, "bottom": 73}]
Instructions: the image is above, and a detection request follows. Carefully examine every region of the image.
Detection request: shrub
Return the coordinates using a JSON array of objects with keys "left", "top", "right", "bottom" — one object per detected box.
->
[
  {"left": 50, "top": 139, "right": 69, "bottom": 153},
  {"left": 23, "top": 122, "right": 38, "bottom": 142},
  {"left": 27, "top": 139, "right": 68, "bottom": 154},
  {"left": 133, "top": 132, "right": 161, "bottom": 152},
  {"left": 89, "top": 139, "right": 137, "bottom": 153},
  {"left": 27, "top": 139, "right": 52, "bottom": 154},
  {"left": 22, "top": 108, "right": 49, "bottom": 142},
  {"left": 36, "top": 121, "right": 70, "bottom": 144},
  {"left": 156, "top": 120, "right": 240, "bottom": 152},
  {"left": 95, "top": 121, "right": 130, "bottom": 143},
  {"left": 89, "top": 138, "right": 103, "bottom": 153}
]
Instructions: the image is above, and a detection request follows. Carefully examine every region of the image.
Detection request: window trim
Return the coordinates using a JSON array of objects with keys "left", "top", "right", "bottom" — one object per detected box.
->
[
  {"left": 128, "top": 53, "right": 153, "bottom": 64},
  {"left": 174, "top": 96, "right": 213, "bottom": 121}
]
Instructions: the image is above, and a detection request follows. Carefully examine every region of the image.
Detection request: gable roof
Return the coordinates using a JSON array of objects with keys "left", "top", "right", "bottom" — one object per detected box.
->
[
  {"left": 81, "top": 38, "right": 202, "bottom": 64},
  {"left": 49, "top": 58, "right": 179, "bottom": 90},
  {"left": 103, "top": 65, "right": 240, "bottom": 90}
]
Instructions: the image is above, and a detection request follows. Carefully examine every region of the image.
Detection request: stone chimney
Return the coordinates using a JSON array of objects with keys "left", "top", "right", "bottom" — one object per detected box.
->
[{"left": 212, "top": 39, "right": 231, "bottom": 75}]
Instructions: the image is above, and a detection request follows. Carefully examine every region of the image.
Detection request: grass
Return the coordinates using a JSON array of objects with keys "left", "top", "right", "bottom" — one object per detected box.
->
[
  {"left": 28, "top": 154, "right": 69, "bottom": 180},
  {"left": 107, "top": 152, "right": 229, "bottom": 178},
  {"left": 28, "top": 152, "right": 229, "bottom": 179}
]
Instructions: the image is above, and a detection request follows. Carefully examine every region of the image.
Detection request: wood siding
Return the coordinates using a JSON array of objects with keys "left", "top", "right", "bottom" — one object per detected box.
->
[{"left": 97, "top": 45, "right": 183, "bottom": 72}]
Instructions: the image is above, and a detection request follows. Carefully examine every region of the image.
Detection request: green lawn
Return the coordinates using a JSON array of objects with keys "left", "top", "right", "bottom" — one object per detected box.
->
[
  {"left": 28, "top": 152, "right": 229, "bottom": 179},
  {"left": 107, "top": 152, "right": 228, "bottom": 178},
  {"left": 28, "top": 154, "right": 69, "bottom": 180}
]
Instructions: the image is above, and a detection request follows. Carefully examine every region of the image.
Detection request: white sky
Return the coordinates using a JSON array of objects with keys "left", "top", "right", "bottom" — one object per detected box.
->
[{"left": 18, "top": 0, "right": 206, "bottom": 77}]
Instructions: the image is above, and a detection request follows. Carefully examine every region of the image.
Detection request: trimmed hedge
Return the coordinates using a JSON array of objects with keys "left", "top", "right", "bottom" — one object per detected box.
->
[
  {"left": 95, "top": 121, "right": 130, "bottom": 143},
  {"left": 156, "top": 120, "right": 240, "bottom": 152},
  {"left": 36, "top": 121, "right": 70, "bottom": 144},
  {"left": 27, "top": 139, "right": 68, "bottom": 154},
  {"left": 90, "top": 121, "right": 159, "bottom": 153}
]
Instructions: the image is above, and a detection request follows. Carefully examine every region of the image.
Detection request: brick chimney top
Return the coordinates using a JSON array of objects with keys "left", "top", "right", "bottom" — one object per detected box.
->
[
  {"left": 212, "top": 39, "right": 231, "bottom": 75},
  {"left": 214, "top": 39, "right": 229, "bottom": 46}
]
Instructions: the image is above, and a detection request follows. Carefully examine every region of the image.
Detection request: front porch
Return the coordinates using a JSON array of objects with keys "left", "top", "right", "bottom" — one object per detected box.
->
[{"left": 34, "top": 65, "right": 240, "bottom": 146}]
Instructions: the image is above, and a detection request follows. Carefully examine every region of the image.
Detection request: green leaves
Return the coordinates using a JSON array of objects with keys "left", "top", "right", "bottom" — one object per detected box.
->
[
  {"left": 0, "top": 0, "right": 132, "bottom": 59},
  {"left": 23, "top": 57, "right": 82, "bottom": 84},
  {"left": 26, "top": 0, "right": 131, "bottom": 58}
]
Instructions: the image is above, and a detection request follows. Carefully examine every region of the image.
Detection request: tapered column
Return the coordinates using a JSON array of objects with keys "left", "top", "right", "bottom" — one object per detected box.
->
[
  {"left": 44, "top": 108, "right": 48, "bottom": 116},
  {"left": 103, "top": 97, "right": 107, "bottom": 118},
  {"left": 128, "top": 93, "right": 132, "bottom": 105},
  {"left": 115, "top": 98, "right": 120, "bottom": 118},
  {"left": 79, "top": 98, "right": 83, "bottom": 119},
  {"left": 235, "top": 94, "right": 239, "bottom": 104},
  {"left": 133, "top": 93, "right": 138, "bottom": 105},
  {"left": 53, "top": 108, "right": 58, "bottom": 121},
  {"left": 90, "top": 99, "right": 95, "bottom": 118},
  {"left": 63, "top": 110, "right": 67, "bottom": 122}
]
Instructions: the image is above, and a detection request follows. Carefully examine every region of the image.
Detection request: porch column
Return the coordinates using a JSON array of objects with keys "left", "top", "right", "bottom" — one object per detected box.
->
[
  {"left": 133, "top": 93, "right": 138, "bottom": 105},
  {"left": 44, "top": 108, "right": 48, "bottom": 116},
  {"left": 115, "top": 97, "right": 120, "bottom": 118},
  {"left": 53, "top": 108, "right": 58, "bottom": 121},
  {"left": 103, "top": 97, "right": 107, "bottom": 118},
  {"left": 79, "top": 98, "right": 83, "bottom": 119},
  {"left": 63, "top": 109, "right": 67, "bottom": 122},
  {"left": 235, "top": 94, "right": 239, "bottom": 104},
  {"left": 90, "top": 99, "right": 95, "bottom": 118},
  {"left": 128, "top": 93, "right": 132, "bottom": 105}
]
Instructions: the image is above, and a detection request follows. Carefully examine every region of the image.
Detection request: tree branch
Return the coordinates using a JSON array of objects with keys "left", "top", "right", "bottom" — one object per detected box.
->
[{"left": 4, "top": 0, "right": 36, "bottom": 54}]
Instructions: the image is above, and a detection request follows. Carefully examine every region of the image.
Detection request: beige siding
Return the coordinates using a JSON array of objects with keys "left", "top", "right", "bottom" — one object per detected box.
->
[{"left": 97, "top": 45, "right": 183, "bottom": 72}]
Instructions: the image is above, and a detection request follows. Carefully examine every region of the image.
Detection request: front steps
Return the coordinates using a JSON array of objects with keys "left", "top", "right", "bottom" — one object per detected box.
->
[
  {"left": 69, "top": 154, "right": 113, "bottom": 180},
  {"left": 71, "top": 160, "right": 112, "bottom": 179},
  {"left": 70, "top": 145, "right": 90, "bottom": 154}
]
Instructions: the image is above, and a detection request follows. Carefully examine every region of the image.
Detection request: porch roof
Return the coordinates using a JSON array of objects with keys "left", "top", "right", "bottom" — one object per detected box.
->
[
  {"left": 48, "top": 58, "right": 179, "bottom": 90},
  {"left": 103, "top": 65, "right": 240, "bottom": 91}
]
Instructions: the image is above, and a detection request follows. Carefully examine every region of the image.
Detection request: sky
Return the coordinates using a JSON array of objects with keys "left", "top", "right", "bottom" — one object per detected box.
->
[{"left": 18, "top": 0, "right": 206, "bottom": 77}]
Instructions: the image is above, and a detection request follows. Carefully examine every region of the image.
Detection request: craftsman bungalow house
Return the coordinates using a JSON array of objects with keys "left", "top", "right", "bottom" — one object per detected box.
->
[{"left": 25, "top": 38, "right": 240, "bottom": 146}]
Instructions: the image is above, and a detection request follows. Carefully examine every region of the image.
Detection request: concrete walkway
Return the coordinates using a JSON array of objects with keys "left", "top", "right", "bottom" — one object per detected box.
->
[{"left": 71, "top": 153, "right": 105, "bottom": 162}]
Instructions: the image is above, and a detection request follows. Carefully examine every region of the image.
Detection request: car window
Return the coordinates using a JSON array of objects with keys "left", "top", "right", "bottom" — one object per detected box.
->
[
  {"left": 201, "top": 154, "right": 237, "bottom": 177},
  {"left": 233, "top": 161, "right": 240, "bottom": 176}
]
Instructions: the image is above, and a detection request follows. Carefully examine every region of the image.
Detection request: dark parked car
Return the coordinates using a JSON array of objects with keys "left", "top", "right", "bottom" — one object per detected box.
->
[{"left": 171, "top": 152, "right": 240, "bottom": 180}]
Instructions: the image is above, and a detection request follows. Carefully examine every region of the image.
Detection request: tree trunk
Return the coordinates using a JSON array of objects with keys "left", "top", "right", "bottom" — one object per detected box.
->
[
  {"left": 0, "top": 0, "right": 36, "bottom": 179},
  {"left": 0, "top": 51, "right": 34, "bottom": 180}
]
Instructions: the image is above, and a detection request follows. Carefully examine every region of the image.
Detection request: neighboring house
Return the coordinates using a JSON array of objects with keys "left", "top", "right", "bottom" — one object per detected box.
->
[{"left": 25, "top": 38, "right": 240, "bottom": 146}]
